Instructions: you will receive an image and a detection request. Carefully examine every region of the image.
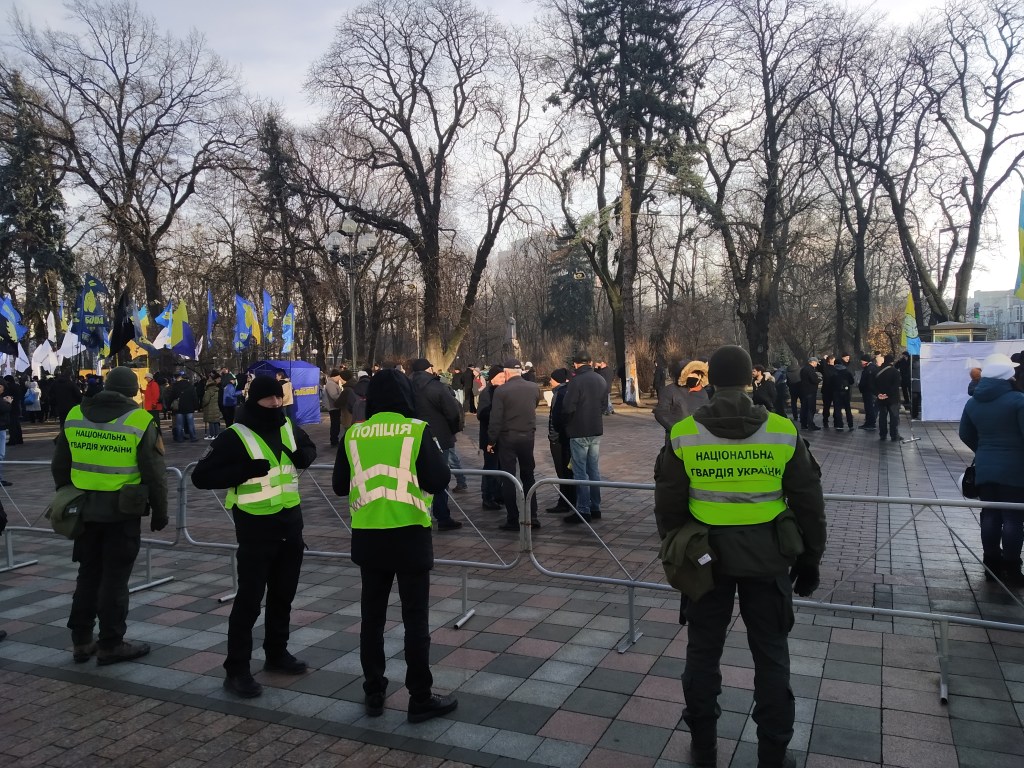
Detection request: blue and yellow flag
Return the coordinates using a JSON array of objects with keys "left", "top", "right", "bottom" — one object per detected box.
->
[
  {"left": 262, "top": 290, "right": 275, "bottom": 344},
  {"left": 170, "top": 301, "right": 196, "bottom": 359},
  {"left": 901, "top": 292, "right": 920, "bottom": 355},
  {"left": 281, "top": 302, "right": 295, "bottom": 355},
  {"left": 233, "top": 294, "right": 261, "bottom": 351},
  {"left": 1015, "top": 190, "right": 1024, "bottom": 300},
  {"left": 207, "top": 289, "right": 218, "bottom": 352},
  {"left": 71, "top": 274, "right": 109, "bottom": 352},
  {"left": 155, "top": 300, "right": 174, "bottom": 328}
]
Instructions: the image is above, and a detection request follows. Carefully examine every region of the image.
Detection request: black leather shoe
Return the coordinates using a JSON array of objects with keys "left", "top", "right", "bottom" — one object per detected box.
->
[
  {"left": 498, "top": 522, "right": 520, "bottom": 532},
  {"left": 73, "top": 641, "right": 97, "bottom": 664},
  {"left": 407, "top": 693, "right": 457, "bottom": 723},
  {"left": 482, "top": 501, "right": 503, "bottom": 510},
  {"left": 365, "top": 692, "right": 385, "bottom": 717},
  {"left": 691, "top": 741, "right": 717, "bottom": 768},
  {"left": 437, "top": 520, "right": 463, "bottom": 531},
  {"left": 96, "top": 641, "right": 150, "bottom": 666},
  {"left": 545, "top": 505, "right": 570, "bottom": 514},
  {"left": 263, "top": 654, "right": 308, "bottom": 675},
  {"left": 590, "top": 509, "right": 602, "bottom": 520},
  {"left": 563, "top": 512, "right": 591, "bottom": 525},
  {"left": 224, "top": 673, "right": 263, "bottom": 699},
  {"left": 0, "top": 480, "right": 12, "bottom": 487}
]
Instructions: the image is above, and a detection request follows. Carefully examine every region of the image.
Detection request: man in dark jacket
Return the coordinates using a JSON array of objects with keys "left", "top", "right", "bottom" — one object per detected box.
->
[
  {"left": 4, "top": 376, "right": 24, "bottom": 445},
  {"left": 798, "top": 357, "right": 821, "bottom": 431},
  {"left": 50, "top": 373, "right": 83, "bottom": 427},
  {"left": 874, "top": 353, "right": 902, "bottom": 442},
  {"left": 857, "top": 354, "right": 877, "bottom": 429},
  {"left": 654, "top": 345, "right": 826, "bottom": 768},
  {"left": 819, "top": 356, "right": 836, "bottom": 428},
  {"left": 830, "top": 354, "right": 855, "bottom": 431},
  {"left": 460, "top": 366, "right": 478, "bottom": 413},
  {"left": 487, "top": 359, "right": 541, "bottom": 530},
  {"left": 191, "top": 375, "right": 317, "bottom": 698},
  {"left": 409, "top": 358, "right": 464, "bottom": 531},
  {"left": 332, "top": 369, "right": 457, "bottom": 723},
  {"left": 562, "top": 351, "right": 609, "bottom": 525},
  {"left": 53, "top": 367, "right": 168, "bottom": 666},
  {"left": 546, "top": 368, "right": 576, "bottom": 514},
  {"left": 169, "top": 372, "right": 199, "bottom": 442}
]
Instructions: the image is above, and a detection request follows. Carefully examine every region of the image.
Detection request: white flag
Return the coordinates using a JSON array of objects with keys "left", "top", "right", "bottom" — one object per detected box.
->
[
  {"left": 152, "top": 325, "right": 171, "bottom": 350},
  {"left": 46, "top": 312, "right": 57, "bottom": 343},
  {"left": 57, "top": 330, "right": 83, "bottom": 363},
  {"left": 15, "top": 343, "right": 31, "bottom": 372}
]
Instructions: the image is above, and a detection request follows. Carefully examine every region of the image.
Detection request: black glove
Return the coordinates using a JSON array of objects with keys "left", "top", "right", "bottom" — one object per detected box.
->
[
  {"left": 150, "top": 515, "right": 168, "bottom": 533},
  {"left": 789, "top": 564, "right": 820, "bottom": 597},
  {"left": 245, "top": 459, "right": 272, "bottom": 479}
]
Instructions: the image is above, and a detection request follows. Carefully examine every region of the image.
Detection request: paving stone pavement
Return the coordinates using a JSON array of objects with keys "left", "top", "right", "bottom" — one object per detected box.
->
[{"left": 1, "top": 403, "right": 1023, "bottom": 767}]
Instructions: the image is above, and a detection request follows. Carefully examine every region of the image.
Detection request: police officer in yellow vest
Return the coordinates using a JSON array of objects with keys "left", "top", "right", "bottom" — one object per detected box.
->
[
  {"left": 192, "top": 374, "right": 317, "bottom": 698},
  {"left": 654, "top": 346, "right": 826, "bottom": 768},
  {"left": 52, "top": 366, "right": 168, "bottom": 666},
  {"left": 332, "top": 369, "right": 458, "bottom": 724}
]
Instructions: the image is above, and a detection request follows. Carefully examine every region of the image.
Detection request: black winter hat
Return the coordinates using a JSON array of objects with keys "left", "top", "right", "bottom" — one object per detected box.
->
[
  {"left": 366, "top": 368, "right": 416, "bottom": 418},
  {"left": 247, "top": 375, "right": 284, "bottom": 402},
  {"left": 708, "top": 345, "right": 752, "bottom": 388},
  {"left": 105, "top": 366, "right": 139, "bottom": 397},
  {"left": 410, "top": 358, "right": 433, "bottom": 372},
  {"left": 550, "top": 368, "right": 569, "bottom": 384}
]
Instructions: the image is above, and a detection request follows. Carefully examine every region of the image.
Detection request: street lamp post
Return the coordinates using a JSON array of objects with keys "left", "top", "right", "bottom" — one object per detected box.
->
[{"left": 326, "top": 222, "right": 377, "bottom": 371}]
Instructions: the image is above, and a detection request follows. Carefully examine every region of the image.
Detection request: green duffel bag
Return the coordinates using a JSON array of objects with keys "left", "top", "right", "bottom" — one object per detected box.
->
[{"left": 45, "top": 485, "right": 88, "bottom": 540}]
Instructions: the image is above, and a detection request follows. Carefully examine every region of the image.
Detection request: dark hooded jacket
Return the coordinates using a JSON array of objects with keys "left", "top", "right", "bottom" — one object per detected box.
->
[
  {"left": 332, "top": 369, "right": 450, "bottom": 570},
  {"left": 410, "top": 370, "right": 463, "bottom": 450},
  {"left": 959, "top": 377, "right": 1024, "bottom": 488},
  {"left": 51, "top": 390, "right": 168, "bottom": 527},
  {"left": 654, "top": 388, "right": 827, "bottom": 578}
]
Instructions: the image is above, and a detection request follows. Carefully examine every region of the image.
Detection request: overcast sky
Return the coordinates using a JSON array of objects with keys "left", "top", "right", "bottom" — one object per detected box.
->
[{"left": 2, "top": 0, "right": 1021, "bottom": 295}]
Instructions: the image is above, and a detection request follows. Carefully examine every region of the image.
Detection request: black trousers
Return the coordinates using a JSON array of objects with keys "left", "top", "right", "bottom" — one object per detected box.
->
[
  {"left": 359, "top": 566, "right": 433, "bottom": 701},
  {"left": 222, "top": 405, "right": 236, "bottom": 427},
  {"left": 225, "top": 507, "right": 304, "bottom": 676},
  {"left": 799, "top": 391, "right": 817, "bottom": 428},
  {"left": 683, "top": 574, "right": 795, "bottom": 749},
  {"left": 860, "top": 392, "right": 877, "bottom": 426},
  {"left": 68, "top": 518, "right": 142, "bottom": 649},
  {"left": 497, "top": 432, "right": 538, "bottom": 524},
  {"left": 7, "top": 414, "right": 22, "bottom": 444},
  {"left": 831, "top": 391, "right": 853, "bottom": 428},
  {"left": 821, "top": 391, "right": 833, "bottom": 424},
  {"left": 328, "top": 408, "right": 342, "bottom": 445},
  {"left": 877, "top": 398, "right": 900, "bottom": 439},
  {"left": 547, "top": 437, "right": 576, "bottom": 508},
  {"left": 481, "top": 448, "right": 502, "bottom": 505},
  {"left": 463, "top": 389, "right": 476, "bottom": 413},
  {"left": 787, "top": 384, "right": 801, "bottom": 421}
]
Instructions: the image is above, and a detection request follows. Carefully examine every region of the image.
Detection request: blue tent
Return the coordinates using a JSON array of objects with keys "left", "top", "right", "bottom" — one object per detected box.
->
[{"left": 246, "top": 359, "right": 321, "bottom": 426}]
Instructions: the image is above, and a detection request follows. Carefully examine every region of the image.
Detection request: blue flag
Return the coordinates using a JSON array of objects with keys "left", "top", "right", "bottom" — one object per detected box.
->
[
  {"left": 281, "top": 302, "right": 295, "bottom": 355},
  {"left": 0, "top": 296, "right": 27, "bottom": 341},
  {"left": 207, "top": 289, "right": 218, "bottom": 352},
  {"left": 170, "top": 301, "right": 197, "bottom": 359},
  {"left": 233, "top": 294, "right": 260, "bottom": 351},
  {"left": 71, "top": 274, "right": 110, "bottom": 352},
  {"left": 154, "top": 300, "right": 174, "bottom": 328}
]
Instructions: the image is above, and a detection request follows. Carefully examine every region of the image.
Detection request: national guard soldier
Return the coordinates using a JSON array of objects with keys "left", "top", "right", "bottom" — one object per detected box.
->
[
  {"left": 191, "top": 374, "right": 317, "bottom": 698},
  {"left": 332, "top": 369, "right": 458, "bottom": 723},
  {"left": 654, "top": 345, "right": 827, "bottom": 768},
  {"left": 53, "top": 366, "right": 168, "bottom": 666}
]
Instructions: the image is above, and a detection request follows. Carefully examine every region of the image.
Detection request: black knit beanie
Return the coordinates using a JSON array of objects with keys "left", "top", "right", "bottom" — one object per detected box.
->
[
  {"left": 247, "top": 375, "right": 284, "bottom": 402},
  {"left": 708, "top": 345, "right": 752, "bottom": 388},
  {"left": 105, "top": 366, "right": 139, "bottom": 397},
  {"left": 366, "top": 369, "right": 416, "bottom": 418}
]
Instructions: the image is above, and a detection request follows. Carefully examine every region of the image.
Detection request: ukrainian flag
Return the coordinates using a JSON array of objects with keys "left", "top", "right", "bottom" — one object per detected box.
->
[{"left": 1015, "top": 190, "right": 1024, "bottom": 300}]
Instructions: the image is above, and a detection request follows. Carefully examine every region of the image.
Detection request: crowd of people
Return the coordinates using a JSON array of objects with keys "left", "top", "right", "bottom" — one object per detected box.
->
[{"left": 5, "top": 344, "right": 1020, "bottom": 767}]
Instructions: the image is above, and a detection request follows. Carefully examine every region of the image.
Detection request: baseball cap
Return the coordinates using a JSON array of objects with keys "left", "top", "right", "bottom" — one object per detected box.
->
[{"left": 502, "top": 358, "right": 522, "bottom": 369}]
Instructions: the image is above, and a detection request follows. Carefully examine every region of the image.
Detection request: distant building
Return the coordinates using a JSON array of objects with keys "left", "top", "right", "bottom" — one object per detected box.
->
[{"left": 971, "top": 290, "right": 1024, "bottom": 340}]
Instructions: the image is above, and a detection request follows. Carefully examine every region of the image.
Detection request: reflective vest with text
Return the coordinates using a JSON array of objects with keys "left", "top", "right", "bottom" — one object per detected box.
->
[
  {"left": 345, "top": 413, "right": 433, "bottom": 530},
  {"left": 64, "top": 406, "right": 152, "bottom": 491},
  {"left": 225, "top": 421, "right": 301, "bottom": 515},
  {"left": 670, "top": 412, "right": 797, "bottom": 525}
]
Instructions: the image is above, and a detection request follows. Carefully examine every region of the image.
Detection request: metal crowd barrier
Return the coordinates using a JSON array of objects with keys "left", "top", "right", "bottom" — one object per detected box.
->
[
  {"left": 0, "top": 460, "right": 184, "bottom": 593},
  {"left": 522, "top": 478, "right": 1024, "bottom": 703},
  {"left": 178, "top": 462, "right": 525, "bottom": 628}
]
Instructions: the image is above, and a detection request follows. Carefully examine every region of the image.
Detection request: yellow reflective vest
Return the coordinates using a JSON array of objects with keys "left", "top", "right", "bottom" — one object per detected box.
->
[
  {"left": 345, "top": 413, "right": 433, "bottom": 529},
  {"left": 64, "top": 406, "right": 152, "bottom": 492},
  {"left": 670, "top": 412, "right": 797, "bottom": 526},
  {"left": 225, "top": 421, "right": 301, "bottom": 515}
]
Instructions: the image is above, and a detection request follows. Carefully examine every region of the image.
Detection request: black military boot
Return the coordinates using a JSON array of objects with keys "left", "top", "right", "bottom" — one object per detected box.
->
[
  {"left": 757, "top": 741, "right": 795, "bottom": 768},
  {"left": 982, "top": 554, "right": 1003, "bottom": 582},
  {"left": 689, "top": 725, "right": 717, "bottom": 767}
]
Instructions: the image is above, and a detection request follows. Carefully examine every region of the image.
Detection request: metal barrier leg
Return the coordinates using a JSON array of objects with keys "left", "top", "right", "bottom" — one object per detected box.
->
[
  {"left": 938, "top": 619, "right": 950, "bottom": 705},
  {"left": 0, "top": 530, "right": 38, "bottom": 574},
  {"left": 217, "top": 550, "right": 238, "bottom": 603},
  {"left": 453, "top": 569, "right": 476, "bottom": 629},
  {"left": 616, "top": 586, "right": 644, "bottom": 653},
  {"left": 129, "top": 543, "right": 174, "bottom": 593}
]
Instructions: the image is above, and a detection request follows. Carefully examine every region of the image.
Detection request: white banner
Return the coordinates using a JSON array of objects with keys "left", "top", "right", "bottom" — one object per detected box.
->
[{"left": 920, "top": 340, "right": 1024, "bottom": 421}]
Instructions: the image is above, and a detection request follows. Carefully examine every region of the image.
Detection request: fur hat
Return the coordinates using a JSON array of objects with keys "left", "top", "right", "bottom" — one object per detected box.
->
[
  {"left": 247, "top": 375, "right": 284, "bottom": 402},
  {"left": 707, "top": 346, "right": 752, "bottom": 388},
  {"left": 105, "top": 366, "right": 139, "bottom": 397},
  {"left": 678, "top": 360, "right": 709, "bottom": 388},
  {"left": 981, "top": 353, "right": 1016, "bottom": 381}
]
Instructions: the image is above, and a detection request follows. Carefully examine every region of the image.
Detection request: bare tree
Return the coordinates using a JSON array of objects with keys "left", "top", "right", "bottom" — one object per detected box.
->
[
  {"left": 306, "top": 0, "right": 554, "bottom": 370},
  {"left": 914, "top": 0, "right": 1024, "bottom": 320},
  {"left": 2, "top": 0, "right": 245, "bottom": 322}
]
